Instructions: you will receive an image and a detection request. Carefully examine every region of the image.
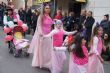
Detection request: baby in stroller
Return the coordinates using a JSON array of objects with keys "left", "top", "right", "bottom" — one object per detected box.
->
[{"left": 12, "top": 26, "right": 29, "bottom": 57}]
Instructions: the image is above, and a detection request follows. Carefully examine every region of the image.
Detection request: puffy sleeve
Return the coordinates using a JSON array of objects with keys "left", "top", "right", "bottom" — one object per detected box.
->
[
  {"left": 63, "top": 30, "right": 77, "bottom": 35},
  {"left": 36, "top": 15, "right": 43, "bottom": 34},
  {"left": 92, "top": 36, "right": 99, "bottom": 55},
  {"left": 3, "top": 15, "right": 8, "bottom": 25},
  {"left": 44, "top": 29, "right": 57, "bottom": 37}
]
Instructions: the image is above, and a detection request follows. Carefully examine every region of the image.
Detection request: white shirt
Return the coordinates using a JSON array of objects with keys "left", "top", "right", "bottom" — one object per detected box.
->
[{"left": 91, "top": 36, "right": 100, "bottom": 55}]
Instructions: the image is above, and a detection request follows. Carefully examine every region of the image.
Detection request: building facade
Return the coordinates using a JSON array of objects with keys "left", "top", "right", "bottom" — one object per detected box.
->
[
  {"left": 54, "top": 0, "right": 86, "bottom": 17},
  {"left": 0, "top": 0, "right": 8, "bottom": 4},
  {"left": 56, "top": 0, "right": 110, "bottom": 21},
  {"left": 12, "top": 0, "right": 25, "bottom": 9},
  {"left": 0, "top": 0, "right": 31, "bottom": 9},
  {"left": 84, "top": 0, "right": 110, "bottom": 22},
  {"left": 1, "top": 0, "right": 109, "bottom": 22}
]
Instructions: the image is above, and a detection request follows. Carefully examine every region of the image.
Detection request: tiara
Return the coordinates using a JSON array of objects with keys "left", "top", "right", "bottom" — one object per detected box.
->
[{"left": 43, "top": 2, "right": 51, "bottom": 7}]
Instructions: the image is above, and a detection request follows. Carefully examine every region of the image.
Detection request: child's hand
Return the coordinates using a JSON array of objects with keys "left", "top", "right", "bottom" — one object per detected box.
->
[
  {"left": 83, "top": 25, "right": 85, "bottom": 29},
  {"left": 67, "top": 45, "right": 73, "bottom": 52},
  {"left": 100, "top": 58, "right": 104, "bottom": 64},
  {"left": 89, "top": 53, "right": 94, "bottom": 56},
  {"left": 98, "top": 55, "right": 104, "bottom": 64},
  {"left": 74, "top": 30, "right": 78, "bottom": 33},
  {"left": 68, "top": 47, "right": 72, "bottom": 52},
  {"left": 53, "top": 48, "right": 56, "bottom": 51},
  {"left": 103, "top": 45, "right": 106, "bottom": 52}
]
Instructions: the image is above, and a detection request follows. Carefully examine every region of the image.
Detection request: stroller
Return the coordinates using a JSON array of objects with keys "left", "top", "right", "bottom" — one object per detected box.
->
[{"left": 7, "top": 26, "right": 29, "bottom": 57}]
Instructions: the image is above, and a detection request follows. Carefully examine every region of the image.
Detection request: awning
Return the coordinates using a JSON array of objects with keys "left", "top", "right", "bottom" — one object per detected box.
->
[{"left": 76, "top": 0, "right": 86, "bottom": 2}]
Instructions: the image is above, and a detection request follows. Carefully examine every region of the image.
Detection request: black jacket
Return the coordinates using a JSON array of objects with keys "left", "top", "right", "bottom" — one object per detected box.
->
[
  {"left": 78, "top": 15, "right": 86, "bottom": 30},
  {"left": 85, "top": 16, "right": 95, "bottom": 31},
  {"left": 32, "top": 13, "right": 38, "bottom": 28},
  {"left": 100, "top": 20, "right": 109, "bottom": 29}
]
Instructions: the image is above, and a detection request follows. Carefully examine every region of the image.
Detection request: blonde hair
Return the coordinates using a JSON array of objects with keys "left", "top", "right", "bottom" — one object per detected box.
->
[{"left": 90, "top": 25, "right": 102, "bottom": 45}]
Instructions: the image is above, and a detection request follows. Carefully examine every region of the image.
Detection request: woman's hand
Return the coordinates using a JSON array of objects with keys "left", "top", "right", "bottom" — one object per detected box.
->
[
  {"left": 98, "top": 55, "right": 104, "bottom": 64},
  {"left": 39, "top": 33, "right": 43, "bottom": 37},
  {"left": 73, "top": 30, "right": 78, "bottom": 34}
]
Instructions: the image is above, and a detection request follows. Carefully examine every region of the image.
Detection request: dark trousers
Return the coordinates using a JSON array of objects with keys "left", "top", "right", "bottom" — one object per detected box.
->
[
  {"left": 86, "top": 29, "right": 92, "bottom": 42},
  {"left": 26, "top": 21, "right": 31, "bottom": 34},
  {"left": 102, "top": 47, "right": 110, "bottom": 61}
]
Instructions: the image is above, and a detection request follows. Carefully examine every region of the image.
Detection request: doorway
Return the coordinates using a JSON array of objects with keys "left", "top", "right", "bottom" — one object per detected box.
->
[{"left": 69, "top": 2, "right": 81, "bottom": 17}]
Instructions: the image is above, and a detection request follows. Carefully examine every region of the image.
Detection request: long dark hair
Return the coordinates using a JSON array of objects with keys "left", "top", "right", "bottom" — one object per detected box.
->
[
  {"left": 74, "top": 33, "right": 86, "bottom": 58},
  {"left": 43, "top": 3, "right": 51, "bottom": 15}
]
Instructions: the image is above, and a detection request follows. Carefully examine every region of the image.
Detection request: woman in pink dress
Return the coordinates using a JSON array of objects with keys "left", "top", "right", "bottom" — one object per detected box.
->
[
  {"left": 44, "top": 20, "right": 77, "bottom": 73},
  {"left": 28, "top": 4, "right": 53, "bottom": 69},
  {"left": 87, "top": 25, "right": 105, "bottom": 73},
  {"left": 68, "top": 33, "right": 88, "bottom": 73}
]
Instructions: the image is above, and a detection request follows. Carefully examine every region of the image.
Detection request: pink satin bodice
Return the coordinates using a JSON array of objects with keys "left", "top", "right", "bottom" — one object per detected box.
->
[
  {"left": 53, "top": 30, "right": 64, "bottom": 47},
  {"left": 42, "top": 15, "right": 53, "bottom": 34}
]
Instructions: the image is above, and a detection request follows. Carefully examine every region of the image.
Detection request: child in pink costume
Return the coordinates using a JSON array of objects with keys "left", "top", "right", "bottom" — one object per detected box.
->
[
  {"left": 87, "top": 25, "right": 105, "bottom": 73},
  {"left": 68, "top": 34, "right": 88, "bottom": 73},
  {"left": 44, "top": 20, "right": 77, "bottom": 73}
]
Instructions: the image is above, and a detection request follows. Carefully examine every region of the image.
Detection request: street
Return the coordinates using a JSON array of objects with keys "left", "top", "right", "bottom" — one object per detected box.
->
[{"left": 0, "top": 27, "right": 110, "bottom": 73}]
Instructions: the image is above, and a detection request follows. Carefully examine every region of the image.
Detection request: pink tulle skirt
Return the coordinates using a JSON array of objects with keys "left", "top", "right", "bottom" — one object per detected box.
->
[
  {"left": 51, "top": 50, "right": 66, "bottom": 73},
  {"left": 68, "top": 53, "right": 88, "bottom": 73},
  {"left": 87, "top": 54, "right": 104, "bottom": 73}
]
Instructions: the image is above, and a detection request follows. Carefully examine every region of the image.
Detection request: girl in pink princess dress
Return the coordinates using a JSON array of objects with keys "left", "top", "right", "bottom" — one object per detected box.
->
[
  {"left": 68, "top": 33, "right": 88, "bottom": 73},
  {"left": 87, "top": 25, "right": 105, "bottom": 73},
  {"left": 43, "top": 20, "right": 77, "bottom": 73}
]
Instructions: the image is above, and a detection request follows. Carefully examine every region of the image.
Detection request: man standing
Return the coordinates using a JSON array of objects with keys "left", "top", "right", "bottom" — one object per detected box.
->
[
  {"left": 78, "top": 9, "right": 87, "bottom": 31},
  {"left": 18, "top": 8, "right": 26, "bottom": 23},
  {"left": 0, "top": 3, "right": 4, "bottom": 26},
  {"left": 84, "top": 11, "right": 95, "bottom": 43},
  {"left": 100, "top": 14, "right": 109, "bottom": 33},
  {"left": 26, "top": 7, "right": 32, "bottom": 34}
]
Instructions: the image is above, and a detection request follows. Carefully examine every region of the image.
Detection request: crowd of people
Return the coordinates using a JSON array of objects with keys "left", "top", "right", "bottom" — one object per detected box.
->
[
  {"left": 28, "top": 3, "right": 110, "bottom": 73},
  {"left": 0, "top": 2, "right": 39, "bottom": 34},
  {"left": 0, "top": 2, "right": 7, "bottom": 26},
  {"left": 0, "top": 1, "right": 110, "bottom": 73}
]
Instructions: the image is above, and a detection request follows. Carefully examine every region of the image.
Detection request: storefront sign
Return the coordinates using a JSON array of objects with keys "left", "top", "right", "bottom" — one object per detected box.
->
[
  {"left": 76, "top": 0, "right": 86, "bottom": 2},
  {"left": 34, "top": 0, "right": 51, "bottom": 4}
]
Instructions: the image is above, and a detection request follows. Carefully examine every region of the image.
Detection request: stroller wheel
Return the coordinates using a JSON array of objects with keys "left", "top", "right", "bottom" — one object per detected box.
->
[
  {"left": 24, "top": 52, "right": 29, "bottom": 57},
  {"left": 9, "top": 48, "right": 13, "bottom": 54},
  {"left": 14, "top": 53, "right": 20, "bottom": 58},
  {"left": 8, "top": 42, "right": 13, "bottom": 54},
  {"left": 13, "top": 50, "right": 20, "bottom": 58}
]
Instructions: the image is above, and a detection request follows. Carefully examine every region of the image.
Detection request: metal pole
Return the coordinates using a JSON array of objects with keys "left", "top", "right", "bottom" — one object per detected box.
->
[
  {"left": 54, "top": 0, "right": 56, "bottom": 11},
  {"left": 52, "top": 0, "right": 56, "bottom": 18},
  {"left": 25, "top": 0, "right": 28, "bottom": 10}
]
